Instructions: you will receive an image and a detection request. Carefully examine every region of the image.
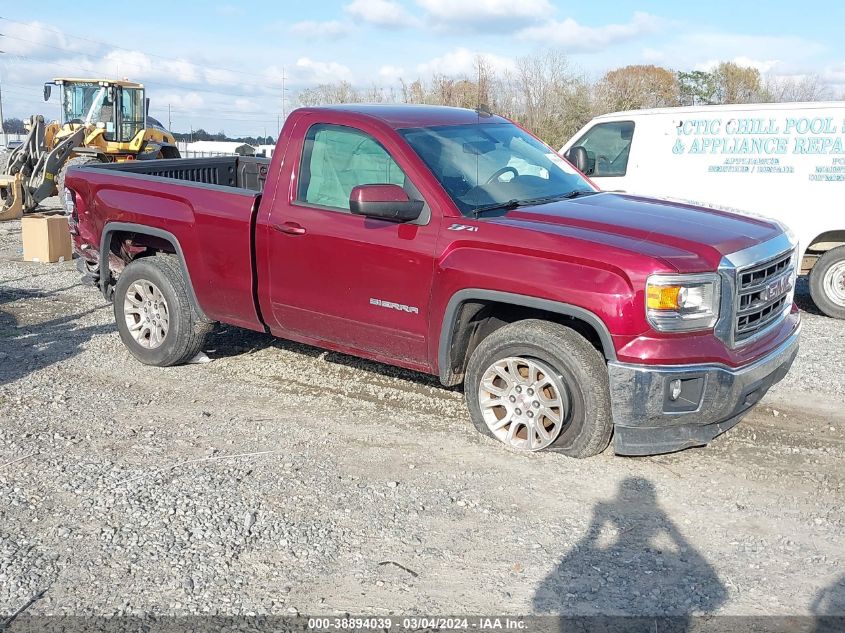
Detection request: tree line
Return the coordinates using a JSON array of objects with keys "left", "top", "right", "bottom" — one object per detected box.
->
[
  {"left": 1, "top": 118, "right": 276, "bottom": 146},
  {"left": 296, "top": 52, "right": 834, "bottom": 149},
  {"left": 2, "top": 53, "right": 834, "bottom": 148}
]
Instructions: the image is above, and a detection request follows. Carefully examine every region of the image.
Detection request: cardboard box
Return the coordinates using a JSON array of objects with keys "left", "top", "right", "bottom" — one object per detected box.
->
[{"left": 21, "top": 214, "right": 73, "bottom": 263}]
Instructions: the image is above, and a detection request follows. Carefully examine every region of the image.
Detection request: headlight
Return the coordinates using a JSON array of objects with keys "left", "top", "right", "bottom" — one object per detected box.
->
[{"left": 646, "top": 273, "right": 721, "bottom": 332}]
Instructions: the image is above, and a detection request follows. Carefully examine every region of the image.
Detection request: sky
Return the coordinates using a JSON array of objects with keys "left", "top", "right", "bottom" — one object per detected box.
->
[{"left": 1, "top": 0, "right": 844, "bottom": 137}]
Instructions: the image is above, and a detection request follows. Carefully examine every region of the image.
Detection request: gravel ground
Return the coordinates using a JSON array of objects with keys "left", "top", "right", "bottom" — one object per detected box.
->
[{"left": 1, "top": 200, "right": 843, "bottom": 619}]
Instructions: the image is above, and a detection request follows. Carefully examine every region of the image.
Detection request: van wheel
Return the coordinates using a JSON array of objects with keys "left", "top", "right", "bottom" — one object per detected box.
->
[
  {"left": 809, "top": 246, "right": 845, "bottom": 319},
  {"left": 465, "top": 319, "right": 613, "bottom": 458},
  {"left": 113, "top": 254, "right": 213, "bottom": 366}
]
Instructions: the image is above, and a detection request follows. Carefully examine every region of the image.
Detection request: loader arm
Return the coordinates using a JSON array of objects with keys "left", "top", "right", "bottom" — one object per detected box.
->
[{"left": 1, "top": 115, "right": 85, "bottom": 213}]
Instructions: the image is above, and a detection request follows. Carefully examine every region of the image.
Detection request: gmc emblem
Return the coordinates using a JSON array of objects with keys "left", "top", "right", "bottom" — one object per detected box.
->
[{"left": 767, "top": 276, "right": 791, "bottom": 300}]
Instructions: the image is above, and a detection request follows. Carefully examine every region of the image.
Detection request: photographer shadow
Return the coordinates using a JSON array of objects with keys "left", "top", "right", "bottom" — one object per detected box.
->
[{"left": 533, "top": 477, "right": 727, "bottom": 630}]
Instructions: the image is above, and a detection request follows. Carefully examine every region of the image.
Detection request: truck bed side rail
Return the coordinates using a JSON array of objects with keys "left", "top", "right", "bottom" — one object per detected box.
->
[{"left": 83, "top": 157, "right": 271, "bottom": 192}]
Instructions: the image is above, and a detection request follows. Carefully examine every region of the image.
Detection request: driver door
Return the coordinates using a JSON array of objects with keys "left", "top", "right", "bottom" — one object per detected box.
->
[{"left": 263, "top": 119, "right": 441, "bottom": 367}]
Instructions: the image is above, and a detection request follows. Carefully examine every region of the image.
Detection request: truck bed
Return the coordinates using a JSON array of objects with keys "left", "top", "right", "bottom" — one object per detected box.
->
[
  {"left": 88, "top": 156, "right": 271, "bottom": 193},
  {"left": 68, "top": 156, "right": 268, "bottom": 332}
]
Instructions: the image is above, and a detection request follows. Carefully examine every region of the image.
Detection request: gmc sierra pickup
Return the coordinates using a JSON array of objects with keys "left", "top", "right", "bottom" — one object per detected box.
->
[{"left": 65, "top": 104, "right": 801, "bottom": 457}]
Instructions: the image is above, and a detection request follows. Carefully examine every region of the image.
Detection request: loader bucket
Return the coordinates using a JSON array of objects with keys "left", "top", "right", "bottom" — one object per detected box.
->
[{"left": 0, "top": 173, "right": 24, "bottom": 221}]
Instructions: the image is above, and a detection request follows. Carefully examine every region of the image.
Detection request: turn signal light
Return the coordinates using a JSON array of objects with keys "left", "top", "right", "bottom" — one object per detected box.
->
[{"left": 647, "top": 285, "right": 681, "bottom": 311}]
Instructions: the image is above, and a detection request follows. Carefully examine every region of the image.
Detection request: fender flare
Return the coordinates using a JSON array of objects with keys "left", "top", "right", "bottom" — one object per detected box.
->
[
  {"left": 437, "top": 288, "right": 617, "bottom": 384},
  {"left": 99, "top": 222, "right": 208, "bottom": 320}
]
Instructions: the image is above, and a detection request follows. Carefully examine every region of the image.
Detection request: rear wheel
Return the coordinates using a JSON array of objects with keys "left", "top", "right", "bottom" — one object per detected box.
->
[
  {"left": 113, "top": 254, "right": 213, "bottom": 366},
  {"left": 465, "top": 319, "right": 613, "bottom": 458},
  {"left": 810, "top": 246, "right": 845, "bottom": 319}
]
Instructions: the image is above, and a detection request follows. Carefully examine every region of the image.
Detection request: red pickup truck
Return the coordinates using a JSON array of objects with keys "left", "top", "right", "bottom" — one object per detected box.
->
[{"left": 65, "top": 105, "right": 800, "bottom": 457}]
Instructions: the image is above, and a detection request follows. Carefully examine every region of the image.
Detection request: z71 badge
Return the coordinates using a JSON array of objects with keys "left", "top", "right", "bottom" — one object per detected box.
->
[{"left": 448, "top": 223, "right": 478, "bottom": 232}]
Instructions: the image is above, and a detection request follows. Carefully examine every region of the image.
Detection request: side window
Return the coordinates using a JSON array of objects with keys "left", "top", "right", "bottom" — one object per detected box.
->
[
  {"left": 572, "top": 121, "right": 635, "bottom": 177},
  {"left": 298, "top": 124, "right": 407, "bottom": 211}
]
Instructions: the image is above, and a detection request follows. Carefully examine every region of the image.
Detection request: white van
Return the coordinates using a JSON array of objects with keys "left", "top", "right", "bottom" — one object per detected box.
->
[{"left": 560, "top": 102, "right": 845, "bottom": 318}]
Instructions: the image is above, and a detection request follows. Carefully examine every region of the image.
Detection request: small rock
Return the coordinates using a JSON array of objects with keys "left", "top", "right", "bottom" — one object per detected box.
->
[{"left": 244, "top": 511, "right": 257, "bottom": 534}]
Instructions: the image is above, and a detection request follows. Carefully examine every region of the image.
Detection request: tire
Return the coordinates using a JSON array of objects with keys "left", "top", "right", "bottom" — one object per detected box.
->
[
  {"left": 57, "top": 156, "right": 100, "bottom": 212},
  {"left": 809, "top": 245, "right": 845, "bottom": 319},
  {"left": 465, "top": 319, "right": 613, "bottom": 458},
  {"left": 113, "top": 254, "right": 213, "bottom": 366}
]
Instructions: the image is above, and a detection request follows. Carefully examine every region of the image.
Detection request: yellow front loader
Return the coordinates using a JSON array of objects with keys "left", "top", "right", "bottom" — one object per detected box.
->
[{"left": 0, "top": 78, "right": 180, "bottom": 217}]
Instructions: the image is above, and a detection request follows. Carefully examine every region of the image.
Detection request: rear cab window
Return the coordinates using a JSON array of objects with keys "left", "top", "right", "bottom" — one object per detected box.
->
[{"left": 572, "top": 121, "right": 635, "bottom": 177}]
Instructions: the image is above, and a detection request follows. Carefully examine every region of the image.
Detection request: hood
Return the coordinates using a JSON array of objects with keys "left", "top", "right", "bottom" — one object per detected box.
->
[{"left": 491, "top": 192, "right": 783, "bottom": 272}]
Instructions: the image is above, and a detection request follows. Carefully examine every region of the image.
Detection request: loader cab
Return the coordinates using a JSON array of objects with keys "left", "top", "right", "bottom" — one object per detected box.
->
[{"left": 45, "top": 79, "right": 147, "bottom": 143}]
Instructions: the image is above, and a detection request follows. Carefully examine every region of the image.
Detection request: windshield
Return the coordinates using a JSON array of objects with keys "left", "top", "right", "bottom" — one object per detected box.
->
[
  {"left": 62, "top": 82, "right": 102, "bottom": 124},
  {"left": 399, "top": 122, "right": 594, "bottom": 216}
]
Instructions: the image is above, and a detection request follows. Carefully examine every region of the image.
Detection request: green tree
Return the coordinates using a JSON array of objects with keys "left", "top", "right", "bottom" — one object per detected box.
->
[
  {"left": 677, "top": 70, "right": 717, "bottom": 105},
  {"left": 2, "top": 117, "right": 26, "bottom": 134}
]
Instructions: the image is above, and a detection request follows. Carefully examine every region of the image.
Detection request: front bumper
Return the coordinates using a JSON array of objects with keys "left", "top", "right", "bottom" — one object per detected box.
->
[{"left": 607, "top": 324, "right": 800, "bottom": 456}]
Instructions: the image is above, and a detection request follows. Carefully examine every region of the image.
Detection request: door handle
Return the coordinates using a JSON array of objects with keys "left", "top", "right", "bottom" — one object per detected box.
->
[{"left": 273, "top": 222, "right": 306, "bottom": 235}]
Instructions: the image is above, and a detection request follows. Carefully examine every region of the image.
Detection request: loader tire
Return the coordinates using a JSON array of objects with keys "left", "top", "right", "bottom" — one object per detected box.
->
[
  {"left": 114, "top": 254, "right": 213, "bottom": 367},
  {"left": 57, "top": 156, "right": 101, "bottom": 213}
]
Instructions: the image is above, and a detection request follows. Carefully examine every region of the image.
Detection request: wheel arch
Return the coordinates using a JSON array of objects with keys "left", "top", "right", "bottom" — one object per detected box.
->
[
  {"left": 804, "top": 229, "right": 845, "bottom": 273},
  {"left": 99, "top": 222, "right": 208, "bottom": 320},
  {"left": 437, "top": 289, "right": 617, "bottom": 387}
]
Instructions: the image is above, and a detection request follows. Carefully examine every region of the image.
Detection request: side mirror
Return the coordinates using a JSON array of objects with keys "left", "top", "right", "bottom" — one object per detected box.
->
[
  {"left": 349, "top": 184, "right": 423, "bottom": 222},
  {"left": 564, "top": 146, "right": 589, "bottom": 173},
  {"left": 43, "top": 84, "right": 52, "bottom": 101}
]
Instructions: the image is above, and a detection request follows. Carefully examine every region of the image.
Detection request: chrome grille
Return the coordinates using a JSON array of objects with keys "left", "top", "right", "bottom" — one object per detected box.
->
[{"left": 733, "top": 249, "right": 794, "bottom": 343}]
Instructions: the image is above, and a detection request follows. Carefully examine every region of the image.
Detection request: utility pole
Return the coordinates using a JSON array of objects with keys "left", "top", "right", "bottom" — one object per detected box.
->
[
  {"left": 168, "top": 103, "right": 172, "bottom": 131},
  {"left": 0, "top": 74, "right": 6, "bottom": 148},
  {"left": 281, "top": 66, "right": 287, "bottom": 122}
]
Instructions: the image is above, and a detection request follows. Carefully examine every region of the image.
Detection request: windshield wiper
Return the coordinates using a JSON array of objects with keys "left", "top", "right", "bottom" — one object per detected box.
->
[
  {"left": 561, "top": 189, "right": 598, "bottom": 199},
  {"left": 471, "top": 191, "right": 597, "bottom": 217},
  {"left": 472, "top": 199, "right": 522, "bottom": 217}
]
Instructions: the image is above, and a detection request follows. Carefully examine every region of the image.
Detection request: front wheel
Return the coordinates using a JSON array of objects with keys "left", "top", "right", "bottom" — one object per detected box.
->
[
  {"left": 465, "top": 319, "right": 613, "bottom": 458},
  {"left": 809, "top": 246, "right": 845, "bottom": 319},
  {"left": 113, "top": 254, "right": 213, "bottom": 366}
]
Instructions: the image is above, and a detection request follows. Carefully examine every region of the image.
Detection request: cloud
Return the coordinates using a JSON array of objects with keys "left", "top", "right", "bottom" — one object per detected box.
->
[
  {"left": 295, "top": 57, "right": 353, "bottom": 83},
  {"left": 416, "top": 0, "right": 553, "bottom": 31},
  {"left": 416, "top": 48, "right": 515, "bottom": 77},
  {"left": 641, "top": 48, "right": 665, "bottom": 62},
  {"left": 157, "top": 92, "right": 205, "bottom": 110},
  {"left": 345, "top": 0, "right": 419, "bottom": 28},
  {"left": 518, "top": 12, "right": 665, "bottom": 52},
  {"left": 233, "top": 98, "right": 261, "bottom": 112},
  {"left": 695, "top": 57, "right": 781, "bottom": 74},
  {"left": 1, "top": 20, "right": 99, "bottom": 56},
  {"left": 378, "top": 65, "right": 406, "bottom": 83},
  {"left": 289, "top": 20, "right": 352, "bottom": 38},
  {"left": 662, "top": 31, "right": 824, "bottom": 75}
]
